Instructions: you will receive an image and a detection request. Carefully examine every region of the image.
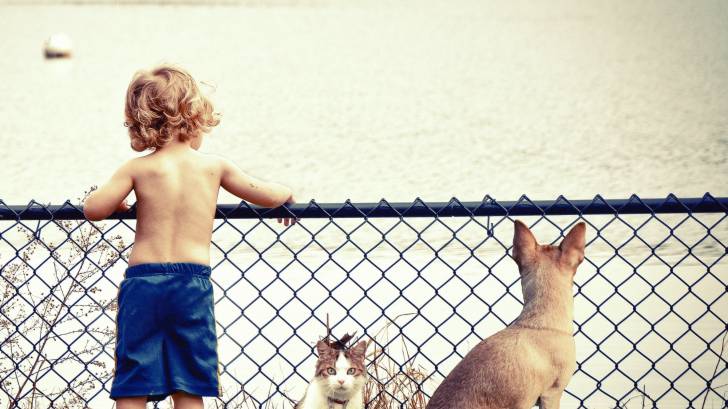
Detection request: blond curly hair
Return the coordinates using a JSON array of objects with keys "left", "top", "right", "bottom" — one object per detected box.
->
[{"left": 124, "top": 65, "right": 220, "bottom": 151}]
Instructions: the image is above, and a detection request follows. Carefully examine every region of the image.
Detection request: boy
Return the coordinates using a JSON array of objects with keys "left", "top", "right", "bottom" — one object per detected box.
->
[{"left": 84, "top": 65, "right": 295, "bottom": 409}]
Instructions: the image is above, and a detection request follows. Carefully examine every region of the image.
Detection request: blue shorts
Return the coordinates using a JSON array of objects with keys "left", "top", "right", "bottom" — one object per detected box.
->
[{"left": 110, "top": 263, "right": 220, "bottom": 401}]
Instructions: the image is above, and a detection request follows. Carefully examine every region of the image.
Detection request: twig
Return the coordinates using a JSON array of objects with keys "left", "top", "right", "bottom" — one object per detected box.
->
[{"left": 702, "top": 329, "right": 728, "bottom": 409}]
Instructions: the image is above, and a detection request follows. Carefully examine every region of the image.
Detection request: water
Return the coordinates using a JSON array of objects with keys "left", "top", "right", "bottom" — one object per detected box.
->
[
  {"left": 0, "top": 1, "right": 727, "bottom": 408},
  {"left": 0, "top": 0, "right": 727, "bottom": 205}
]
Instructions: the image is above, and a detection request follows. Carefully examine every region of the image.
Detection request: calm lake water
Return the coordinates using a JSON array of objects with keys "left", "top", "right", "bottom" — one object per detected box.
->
[
  {"left": 0, "top": 0, "right": 727, "bottom": 204},
  {"left": 0, "top": 1, "right": 727, "bottom": 408}
]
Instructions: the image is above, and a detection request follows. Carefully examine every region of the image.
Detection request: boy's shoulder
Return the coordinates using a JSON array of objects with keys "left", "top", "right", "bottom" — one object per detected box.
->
[
  {"left": 198, "top": 152, "right": 235, "bottom": 170},
  {"left": 196, "top": 151, "right": 225, "bottom": 161},
  {"left": 119, "top": 154, "right": 152, "bottom": 172},
  {"left": 112, "top": 154, "right": 159, "bottom": 180},
  {"left": 124, "top": 150, "right": 220, "bottom": 166},
  {"left": 118, "top": 151, "right": 231, "bottom": 178}
]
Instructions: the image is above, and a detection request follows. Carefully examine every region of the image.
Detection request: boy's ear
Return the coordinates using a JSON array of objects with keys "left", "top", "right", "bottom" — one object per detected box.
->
[
  {"left": 559, "top": 222, "right": 586, "bottom": 269},
  {"left": 513, "top": 220, "right": 537, "bottom": 265}
]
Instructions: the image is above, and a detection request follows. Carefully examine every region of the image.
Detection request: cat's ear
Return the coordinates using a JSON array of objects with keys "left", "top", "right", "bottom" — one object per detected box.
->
[
  {"left": 349, "top": 341, "right": 367, "bottom": 359},
  {"left": 513, "top": 220, "right": 537, "bottom": 265},
  {"left": 316, "top": 340, "right": 329, "bottom": 356},
  {"left": 559, "top": 222, "right": 586, "bottom": 270}
]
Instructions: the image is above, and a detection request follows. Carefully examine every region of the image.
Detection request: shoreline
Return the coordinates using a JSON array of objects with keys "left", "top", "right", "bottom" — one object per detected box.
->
[{"left": 0, "top": 0, "right": 327, "bottom": 5}]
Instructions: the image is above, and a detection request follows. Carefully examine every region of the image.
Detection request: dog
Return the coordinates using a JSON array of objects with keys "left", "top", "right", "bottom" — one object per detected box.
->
[{"left": 426, "top": 220, "right": 586, "bottom": 409}]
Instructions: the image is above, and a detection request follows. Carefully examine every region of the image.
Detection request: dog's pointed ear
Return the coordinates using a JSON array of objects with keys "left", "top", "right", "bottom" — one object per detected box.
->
[
  {"left": 513, "top": 220, "right": 537, "bottom": 265},
  {"left": 559, "top": 222, "right": 586, "bottom": 269}
]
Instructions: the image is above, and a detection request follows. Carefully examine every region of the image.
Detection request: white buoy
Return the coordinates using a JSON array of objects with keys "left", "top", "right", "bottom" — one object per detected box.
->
[{"left": 44, "top": 33, "right": 73, "bottom": 59}]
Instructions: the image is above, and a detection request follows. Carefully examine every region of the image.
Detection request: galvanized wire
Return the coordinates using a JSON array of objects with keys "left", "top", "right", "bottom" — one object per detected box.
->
[{"left": 0, "top": 195, "right": 726, "bottom": 408}]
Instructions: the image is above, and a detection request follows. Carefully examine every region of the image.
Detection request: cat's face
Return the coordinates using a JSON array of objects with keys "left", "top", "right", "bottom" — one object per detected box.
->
[{"left": 314, "top": 340, "right": 367, "bottom": 397}]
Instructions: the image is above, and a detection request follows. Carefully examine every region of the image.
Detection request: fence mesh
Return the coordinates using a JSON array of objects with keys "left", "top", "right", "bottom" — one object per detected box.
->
[{"left": 0, "top": 195, "right": 726, "bottom": 409}]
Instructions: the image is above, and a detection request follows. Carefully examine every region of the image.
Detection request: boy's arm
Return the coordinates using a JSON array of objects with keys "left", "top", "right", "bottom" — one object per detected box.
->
[
  {"left": 220, "top": 158, "right": 292, "bottom": 208},
  {"left": 83, "top": 162, "right": 134, "bottom": 221}
]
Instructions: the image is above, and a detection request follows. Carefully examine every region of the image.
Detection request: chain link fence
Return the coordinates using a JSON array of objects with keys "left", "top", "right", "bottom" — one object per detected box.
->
[{"left": 1, "top": 195, "right": 726, "bottom": 408}]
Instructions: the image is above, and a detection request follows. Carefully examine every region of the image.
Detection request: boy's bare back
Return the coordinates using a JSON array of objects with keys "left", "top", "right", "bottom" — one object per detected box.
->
[
  {"left": 126, "top": 146, "right": 222, "bottom": 266},
  {"left": 84, "top": 65, "right": 293, "bottom": 267}
]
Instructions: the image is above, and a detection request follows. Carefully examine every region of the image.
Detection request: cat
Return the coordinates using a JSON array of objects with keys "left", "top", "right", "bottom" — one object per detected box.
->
[
  {"left": 296, "top": 334, "right": 368, "bottom": 409},
  {"left": 426, "top": 220, "right": 586, "bottom": 409}
]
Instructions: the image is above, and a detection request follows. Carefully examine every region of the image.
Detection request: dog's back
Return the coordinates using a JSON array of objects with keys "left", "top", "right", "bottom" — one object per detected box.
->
[{"left": 426, "top": 221, "right": 585, "bottom": 409}]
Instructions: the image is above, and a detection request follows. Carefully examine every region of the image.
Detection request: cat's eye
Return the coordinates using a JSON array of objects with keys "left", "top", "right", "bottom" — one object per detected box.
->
[
  {"left": 327, "top": 368, "right": 336, "bottom": 375},
  {"left": 346, "top": 368, "right": 356, "bottom": 375}
]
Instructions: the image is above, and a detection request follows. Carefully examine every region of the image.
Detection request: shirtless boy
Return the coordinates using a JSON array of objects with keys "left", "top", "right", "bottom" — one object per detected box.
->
[{"left": 84, "top": 65, "right": 295, "bottom": 409}]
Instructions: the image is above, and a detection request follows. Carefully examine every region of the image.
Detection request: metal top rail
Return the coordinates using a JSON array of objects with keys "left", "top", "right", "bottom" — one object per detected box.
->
[{"left": 1, "top": 194, "right": 726, "bottom": 221}]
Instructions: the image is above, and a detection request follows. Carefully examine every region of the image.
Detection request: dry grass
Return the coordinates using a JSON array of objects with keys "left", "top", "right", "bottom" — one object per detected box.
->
[
  {"left": 202, "top": 314, "right": 431, "bottom": 409},
  {"left": 1, "top": 190, "right": 123, "bottom": 409},
  {"left": 363, "top": 314, "right": 430, "bottom": 409}
]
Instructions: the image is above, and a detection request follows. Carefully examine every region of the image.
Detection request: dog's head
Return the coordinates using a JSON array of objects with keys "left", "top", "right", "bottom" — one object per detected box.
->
[{"left": 512, "top": 220, "right": 586, "bottom": 288}]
